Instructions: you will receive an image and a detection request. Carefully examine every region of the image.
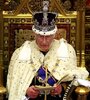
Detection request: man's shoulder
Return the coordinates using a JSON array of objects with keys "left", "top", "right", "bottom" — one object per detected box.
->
[
  {"left": 59, "top": 38, "right": 74, "bottom": 48},
  {"left": 13, "top": 41, "right": 31, "bottom": 53},
  {"left": 22, "top": 40, "right": 31, "bottom": 46}
]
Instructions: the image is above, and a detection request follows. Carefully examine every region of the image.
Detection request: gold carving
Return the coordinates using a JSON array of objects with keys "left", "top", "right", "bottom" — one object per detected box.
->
[
  {"left": 75, "top": 86, "right": 90, "bottom": 95},
  {"left": 0, "top": 52, "right": 7, "bottom": 94},
  {"left": 75, "top": 86, "right": 90, "bottom": 100},
  {"left": 0, "top": 86, "right": 7, "bottom": 94}
]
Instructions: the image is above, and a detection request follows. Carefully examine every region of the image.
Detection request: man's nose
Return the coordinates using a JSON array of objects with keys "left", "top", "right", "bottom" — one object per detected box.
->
[{"left": 43, "top": 37, "right": 47, "bottom": 44}]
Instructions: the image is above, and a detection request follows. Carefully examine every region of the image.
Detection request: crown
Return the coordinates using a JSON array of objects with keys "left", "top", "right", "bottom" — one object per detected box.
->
[{"left": 32, "top": 1, "right": 57, "bottom": 36}]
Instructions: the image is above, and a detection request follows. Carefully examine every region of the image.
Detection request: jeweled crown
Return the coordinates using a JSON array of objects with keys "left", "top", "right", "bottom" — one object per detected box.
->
[{"left": 32, "top": 1, "right": 57, "bottom": 35}]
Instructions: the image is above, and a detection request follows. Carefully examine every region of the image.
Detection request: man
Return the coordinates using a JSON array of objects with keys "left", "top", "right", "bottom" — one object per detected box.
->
[{"left": 6, "top": 1, "right": 89, "bottom": 100}]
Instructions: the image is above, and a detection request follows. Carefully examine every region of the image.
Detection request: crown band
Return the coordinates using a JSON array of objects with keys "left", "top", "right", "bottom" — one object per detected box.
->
[{"left": 32, "top": 25, "right": 57, "bottom": 36}]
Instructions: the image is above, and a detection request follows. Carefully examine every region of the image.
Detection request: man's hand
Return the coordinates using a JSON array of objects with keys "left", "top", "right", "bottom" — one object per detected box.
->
[
  {"left": 50, "top": 84, "right": 62, "bottom": 96},
  {"left": 26, "top": 85, "right": 40, "bottom": 99}
]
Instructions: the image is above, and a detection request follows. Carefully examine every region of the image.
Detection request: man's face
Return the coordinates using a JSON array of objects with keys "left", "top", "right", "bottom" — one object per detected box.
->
[{"left": 35, "top": 34, "right": 55, "bottom": 52}]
